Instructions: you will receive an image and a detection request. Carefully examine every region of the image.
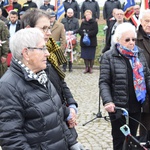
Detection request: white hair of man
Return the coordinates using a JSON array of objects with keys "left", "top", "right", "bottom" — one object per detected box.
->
[
  {"left": 113, "top": 22, "right": 137, "bottom": 43},
  {"left": 9, "top": 28, "right": 44, "bottom": 61},
  {"left": 140, "top": 9, "right": 150, "bottom": 19}
]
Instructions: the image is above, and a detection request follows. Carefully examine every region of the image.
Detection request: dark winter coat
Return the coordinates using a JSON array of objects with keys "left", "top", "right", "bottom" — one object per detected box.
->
[
  {"left": 13, "top": 2, "right": 22, "bottom": 16},
  {"left": 63, "top": 0, "right": 80, "bottom": 19},
  {"left": 40, "top": 3, "right": 54, "bottom": 11},
  {"left": 22, "top": 1, "right": 37, "bottom": 11},
  {"left": 99, "top": 45, "right": 150, "bottom": 111},
  {"left": 81, "top": 0, "right": 100, "bottom": 20},
  {"left": 7, "top": 20, "right": 21, "bottom": 33},
  {"left": 78, "top": 18, "right": 98, "bottom": 47},
  {"left": 136, "top": 25, "right": 150, "bottom": 68},
  {"left": 103, "top": 0, "right": 121, "bottom": 20},
  {"left": 0, "top": 59, "right": 77, "bottom": 150},
  {"left": 61, "top": 16, "right": 79, "bottom": 34}
]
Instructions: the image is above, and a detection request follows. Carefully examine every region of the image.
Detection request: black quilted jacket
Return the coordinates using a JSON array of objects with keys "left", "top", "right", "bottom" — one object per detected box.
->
[
  {"left": 99, "top": 45, "right": 150, "bottom": 109},
  {"left": 0, "top": 59, "right": 77, "bottom": 150}
]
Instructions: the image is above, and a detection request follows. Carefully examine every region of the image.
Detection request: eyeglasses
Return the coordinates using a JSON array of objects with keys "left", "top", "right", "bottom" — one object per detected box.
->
[
  {"left": 125, "top": 38, "right": 136, "bottom": 42},
  {"left": 37, "top": 26, "right": 51, "bottom": 33},
  {"left": 27, "top": 47, "right": 47, "bottom": 51}
]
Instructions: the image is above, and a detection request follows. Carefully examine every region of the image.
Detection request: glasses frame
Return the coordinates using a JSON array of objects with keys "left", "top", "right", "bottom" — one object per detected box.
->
[{"left": 27, "top": 47, "right": 47, "bottom": 51}]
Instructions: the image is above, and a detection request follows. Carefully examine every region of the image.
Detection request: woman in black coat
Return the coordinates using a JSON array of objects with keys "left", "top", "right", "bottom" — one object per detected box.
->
[{"left": 78, "top": 10, "right": 98, "bottom": 73}]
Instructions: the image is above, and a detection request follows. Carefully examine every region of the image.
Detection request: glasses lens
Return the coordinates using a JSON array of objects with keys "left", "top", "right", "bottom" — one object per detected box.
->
[
  {"left": 42, "top": 26, "right": 50, "bottom": 33},
  {"left": 125, "top": 38, "right": 136, "bottom": 42}
]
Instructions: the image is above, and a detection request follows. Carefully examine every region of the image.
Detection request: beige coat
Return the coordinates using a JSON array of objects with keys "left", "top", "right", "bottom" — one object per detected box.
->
[{"left": 51, "top": 21, "right": 66, "bottom": 51}]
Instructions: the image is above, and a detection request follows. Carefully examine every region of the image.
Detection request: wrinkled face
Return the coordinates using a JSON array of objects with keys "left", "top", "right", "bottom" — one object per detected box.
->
[
  {"left": 85, "top": 12, "right": 92, "bottom": 21},
  {"left": 115, "top": 10, "right": 124, "bottom": 22},
  {"left": 67, "top": 10, "right": 74, "bottom": 17},
  {"left": 9, "top": 14, "right": 18, "bottom": 24},
  {"left": 118, "top": 30, "right": 136, "bottom": 50},
  {"left": 141, "top": 13, "right": 150, "bottom": 34},
  {"left": 26, "top": 40, "right": 50, "bottom": 73},
  {"left": 35, "top": 16, "right": 51, "bottom": 42}
]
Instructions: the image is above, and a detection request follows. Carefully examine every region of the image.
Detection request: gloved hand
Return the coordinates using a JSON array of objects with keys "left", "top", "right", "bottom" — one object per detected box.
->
[{"left": 70, "top": 142, "right": 84, "bottom": 150}]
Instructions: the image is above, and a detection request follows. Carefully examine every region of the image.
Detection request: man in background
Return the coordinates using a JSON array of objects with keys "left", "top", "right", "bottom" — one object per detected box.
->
[
  {"left": 136, "top": 9, "right": 150, "bottom": 136},
  {"left": 81, "top": 0, "right": 100, "bottom": 22},
  {"left": 63, "top": 0, "right": 80, "bottom": 19},
  {"left": 61, "top": 8, "right": 79, "bottom": 72},
  {"left": 22, "top": 0, "right": 37, "bottom": 11},
  {"left": 40, "top": 0, "right": 54, "bottom": 11},
  {"left": 103, "top": 0, "right": 121, "bottom": 26},
  {"left": 13, "top": 0, "right": 22, "bottom": 17}
]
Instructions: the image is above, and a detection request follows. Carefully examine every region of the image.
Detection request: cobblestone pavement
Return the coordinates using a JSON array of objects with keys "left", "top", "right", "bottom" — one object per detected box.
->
[{"left": 65, "top": 69, "right": 113, "bottom": 150}]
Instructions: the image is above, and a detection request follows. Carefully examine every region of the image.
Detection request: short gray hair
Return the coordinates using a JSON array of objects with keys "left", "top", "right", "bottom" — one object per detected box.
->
[
  {"left": 113, "top": 22, "right": 137, "bottom": 43},
  {"left": 140, "top": 9, "right": 150, "bottom": 19},
  {"left": 9, "top": 28, "right": 44, "bottom": 61}
]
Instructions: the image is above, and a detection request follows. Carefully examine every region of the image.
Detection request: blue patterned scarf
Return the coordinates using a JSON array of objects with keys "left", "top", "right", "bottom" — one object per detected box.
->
[{"left": 117, "top": 44, "right": 146, "bottom": 104}]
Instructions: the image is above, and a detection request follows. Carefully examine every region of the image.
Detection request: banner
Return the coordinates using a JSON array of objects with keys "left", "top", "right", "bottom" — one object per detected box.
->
[
  {"left": 55, "top": 0, "right": 65, "bottom": 21},
  {"left": 3, "top": 0, "right": 13, "bottom": 13},
  {"left": 123, "top": 0, "right": 135, "bottom": 20}
]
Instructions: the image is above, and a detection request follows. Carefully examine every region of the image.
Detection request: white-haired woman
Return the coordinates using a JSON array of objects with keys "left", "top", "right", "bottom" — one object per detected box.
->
[
  {"left": 99, "top": 22, "right": 150, "bottom": 150},
  {"left": 0, "top": 28, "right": 83, "bottom": 150}
]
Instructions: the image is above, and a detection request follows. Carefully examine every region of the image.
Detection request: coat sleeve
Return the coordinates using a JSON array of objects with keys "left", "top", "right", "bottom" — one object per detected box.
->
[
  {"left": 60, "top": 24, "right": 66, "bottom": 51},
  {"left": 0, "top": 83, "right": 32, "bottom": 150},
  {"left": 99, "top": 52, "right": 113, "bottom": 105},
  {"left": 87, "top": 21, "right": 98, "bottom": 37},
  {"left": 0, "top": 21, "right": 9, "bottom": 58},
  {"left": 61, "top": 79, "right": 78, "bottom": 107},
  {"left": 95, "top": 1, "right": 100, "bottom": 19},
  {"left": 103, "top": 2, "right": 106, "bottom": 20}
]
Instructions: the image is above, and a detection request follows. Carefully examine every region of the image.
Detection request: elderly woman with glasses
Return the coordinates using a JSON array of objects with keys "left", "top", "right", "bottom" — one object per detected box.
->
[
  {"left": 0, "top": 28, "right": 84, "bottom": 150},
  {"left": 99, "top": 22, "right": 150, "bottom": 150},
  {"left": 21, "top": 8, "right": 78, "bottom": 130}
]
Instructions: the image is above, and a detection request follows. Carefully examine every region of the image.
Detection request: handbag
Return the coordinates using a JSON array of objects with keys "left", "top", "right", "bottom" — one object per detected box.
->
[{"left": 82, "top": 34, "right": 91, "bottom": 46}]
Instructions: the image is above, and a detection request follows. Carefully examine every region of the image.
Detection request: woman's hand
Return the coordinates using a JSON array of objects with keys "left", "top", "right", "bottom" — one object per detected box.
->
[
  {"left": 67, "top": 108, "right": 77, "bottom": 128},
  {"left": 104, "top": 102, "right": 115, "bottom": 113}
]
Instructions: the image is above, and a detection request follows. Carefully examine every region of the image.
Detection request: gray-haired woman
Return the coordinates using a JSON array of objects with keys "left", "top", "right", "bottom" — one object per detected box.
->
[
  {"left": 0, "top": 28, "right": 83, "bottom": 150},
  {"left": 99, "top": 22, "right": 150, "bottom": 150}
]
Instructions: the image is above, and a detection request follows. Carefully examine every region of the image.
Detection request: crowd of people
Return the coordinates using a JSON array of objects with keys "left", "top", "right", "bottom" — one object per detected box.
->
[{"left": 0, "top": 0, "right": 150, "bottom": 150}]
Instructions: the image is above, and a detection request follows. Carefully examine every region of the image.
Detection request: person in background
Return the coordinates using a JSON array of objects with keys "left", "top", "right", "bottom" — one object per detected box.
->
[
  {"left": 99, "top": 22, "right": 150, "bottom": 150},
  {"left": 0, "top": 0, "right": 8, "bottom": 17},
  {"left": 19, "top": 11, "right": 25, "bottom": 20},
  {"left": 7, "top": 10, "right": 21, "bottom": 38},
  {"left": 22, "top": 0, "right": 37, "bottom": 11},
  {"left": 102, "top": 9, "right": 125, "bottom": 53},
  {"left": 40, "top": 0, "right": 55, "bottom": 11},
  {"left": 47, "top": 10, "right": 66, "bottom": 54},
  {"left": 103, "top": 0, "right": 121, "bottom": 26},
  {"left": 78, "top": 10, "right": 98, "bottom": 74},
  {"left": 13, "top": 0, "right": 22, "bottom": 17},
  {"left": 81, "top": 0, "right": 100, "bottom": 22},
  {"left": 61, "top": 8, "right": 79, "bottom": 72},
  {"left": 128, "top": 4, "right": 140, "bottom": 27},
  {"left": 21, "top": 8, "right": 78, "bottom": 131},
  {"left": 0, "top": 20, "right": 9, "bottom": 78},
  {"left": 63, "top": 0, "right": 80, "bottom": 19},
  {"left": 0, "top": 8, "right": 8, "bottom": 24},
  {"left": 136, "top": 9, "right": 150, "bottom": 137},
  {"left": 0, "top": 28, "right": 84, "bottom": 150}
]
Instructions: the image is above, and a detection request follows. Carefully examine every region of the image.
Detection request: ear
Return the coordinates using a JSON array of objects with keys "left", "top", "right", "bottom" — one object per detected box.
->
[
  {"left": 25, "top": 25, "right": 31, "bottom": 28},
  {"left": 22, "top": 48, "right": 30, "bottom": 61}
]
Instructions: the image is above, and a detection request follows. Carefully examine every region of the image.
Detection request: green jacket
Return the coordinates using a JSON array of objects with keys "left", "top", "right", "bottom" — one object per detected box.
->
[{"left": 0, "top": 20, "right": 9, "bottom": 78}]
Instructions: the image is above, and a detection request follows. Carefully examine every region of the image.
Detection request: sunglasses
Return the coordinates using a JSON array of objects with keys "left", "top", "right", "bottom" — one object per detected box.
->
[{"left": 125, "top": 38, "right": 136, "bottom": 42}]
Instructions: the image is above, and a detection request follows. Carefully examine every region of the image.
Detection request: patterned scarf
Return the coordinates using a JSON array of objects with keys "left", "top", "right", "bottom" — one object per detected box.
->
[
  {"left": 16, "top": 59, "right": 48, "bottom": 86},
  {"left": 46, "top": 37, "right": 67, "bottom": 79},
  {"left": 117, "top": 44, "right": 146, "bottom": 104}
]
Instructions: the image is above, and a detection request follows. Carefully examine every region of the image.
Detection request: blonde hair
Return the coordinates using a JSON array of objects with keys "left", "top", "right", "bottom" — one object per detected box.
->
[{"left": 84, "top": 10, "right": 92, "bottom": 16}]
